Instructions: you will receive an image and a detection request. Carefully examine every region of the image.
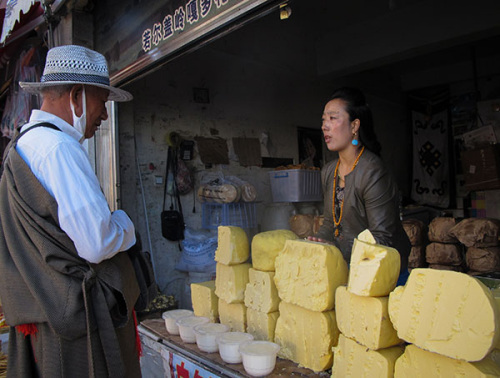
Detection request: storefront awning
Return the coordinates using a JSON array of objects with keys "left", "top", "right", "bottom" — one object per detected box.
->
[
  {"left": 0, "top": 0, "right": 43, "bottom": 45},
  {"left": 0, "top": 0, "right": 65, "bottom": 46}
]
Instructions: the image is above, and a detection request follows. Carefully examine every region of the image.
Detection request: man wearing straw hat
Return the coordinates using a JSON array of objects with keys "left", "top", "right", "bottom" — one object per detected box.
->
[{"left": 0, "top": 45, "right": 141, "bottom": 377}]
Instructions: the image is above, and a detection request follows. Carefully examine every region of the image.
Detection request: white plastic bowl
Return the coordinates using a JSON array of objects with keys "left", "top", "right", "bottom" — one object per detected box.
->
[
  {"left": 162, "top": 309, "right": 194, "bottom": 335},
  {"left": 193, "top": 323, "right": 229, "bottom": 353},
  {"left": 176, "top": 316, "right": 210, "bottom": 343},
  {"left": 239, "top": 340, "right": 280, "bottom": 377},
  {"left": 217, "top": 332, "right": 254, "bottom": 364}
]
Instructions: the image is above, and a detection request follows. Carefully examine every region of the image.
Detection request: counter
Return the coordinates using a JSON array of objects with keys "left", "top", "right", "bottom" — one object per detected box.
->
[{"left": 139, "top": 318, "right": 330, "bottom": 377}]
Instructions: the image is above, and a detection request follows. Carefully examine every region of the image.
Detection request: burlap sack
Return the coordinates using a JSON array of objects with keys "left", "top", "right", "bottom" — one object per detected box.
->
[
  {"left": 408, "top": 245, "right": 427, "bottom": 268},
  {"left": 466, "top": 246, "right": 500, "bottom": 273},
  {"left": 449, "top": 218, "right": 500, "bottom": 248},
  {"left": 426, "top": 242, "right": 464, "bottom": 265},
  {"left": 402, "top": 219, "right": 427, "bottom": 246},
  {"left": 428, "top": 264, "right": 466, "bottom": 272},
  {"left": 428, "top": 217, "right": 458, "bottom": 243},
  {"left": 313, "top": 215, "right": 324, "bottom": 235},
  {"left": 290, "top": 214, "right": 315, "bottom": 238}
]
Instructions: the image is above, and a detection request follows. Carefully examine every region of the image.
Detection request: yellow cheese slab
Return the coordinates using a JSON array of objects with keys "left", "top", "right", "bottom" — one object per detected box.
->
[
  {"left": 394, "top": 344, "right": 500, "bottom": 378},
  {"left": 251, "top": 229, "right": 298, "bottom": 271},
  {"left": 218, "top": 298, "right": 246, "bottom": 332},
  {"left": 389, "top": 268, "right": 500, "bottom": 361},
  {"left": 332, "top": 334, "right": 404, "bottom": 378},
  {"left": 274, "top": 239, "right": 348, "bottom": 312},
  {"left": 215, "top": 226, "right": 249, "bottom": 265},
  {"left": 348, "top": 238, "right": 401, "bottom": 297},
  {"left": 336, "top": 286, "right": 401, "bottom": 350},
  {"left": 215, "top": 262, "right": 251, "bottom": 304},
  {"left": 246, "top": 307, "right": 279, "bottom": 342},
  {"left": 358, "top": 228, "right": 377, "bottom": 244},
  {"left": 191, "top": 280, "right": 218, "bottom": 322},
  {"left": 274, "top": 301, "right": 339, "bottom": 372},
  {"left": 244, "top": 268, "right": 280, "bottom": 313}
]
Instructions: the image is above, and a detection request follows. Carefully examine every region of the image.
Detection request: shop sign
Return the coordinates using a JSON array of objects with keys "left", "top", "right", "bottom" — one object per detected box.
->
[
  {"left": 96, "top": 0, "right": 277, "bottom": 87},
  {"left": 140, "top": 0, "right": 229, "bottom": 54}
]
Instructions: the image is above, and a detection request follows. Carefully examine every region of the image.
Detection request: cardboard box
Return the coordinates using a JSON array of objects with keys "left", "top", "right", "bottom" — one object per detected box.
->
[{"left": 461, "top": 144, "right": 500, "bottom": 191}]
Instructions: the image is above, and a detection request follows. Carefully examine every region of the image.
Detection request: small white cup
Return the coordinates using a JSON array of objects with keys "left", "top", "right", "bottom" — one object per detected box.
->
[
  {"left": 162, "top": 309, "right": 194, "bottom": 335},
  {"left": 217, "top": 332, "right": 254, "bottom": 364},
  {"left": 193, "top": 323, "right": 229, "bottom": 353},
  {"left": 239, "top": 340, "right": 280, "bottom": 377},
  {"left": 176, "top": 316, "right": 210, "bottom": 343}
]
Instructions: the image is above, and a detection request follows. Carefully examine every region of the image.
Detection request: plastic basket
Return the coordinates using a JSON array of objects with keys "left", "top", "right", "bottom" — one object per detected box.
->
[
  {"left": 202, "top": 202, "right": 257, "bottom": 229},
  {"left": 268, "top": 169, "right": 322, "bottom": 202}
]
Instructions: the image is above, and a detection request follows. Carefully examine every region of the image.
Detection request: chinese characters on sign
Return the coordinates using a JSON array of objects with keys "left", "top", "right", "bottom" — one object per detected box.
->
[{"left": 142, "top": 0, "right": 229, "bottom": 52}]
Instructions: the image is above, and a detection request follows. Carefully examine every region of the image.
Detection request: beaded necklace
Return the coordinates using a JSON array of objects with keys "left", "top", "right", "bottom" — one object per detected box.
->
[{"left": 332, "top": 146, "right": 365, "bottom": 237}]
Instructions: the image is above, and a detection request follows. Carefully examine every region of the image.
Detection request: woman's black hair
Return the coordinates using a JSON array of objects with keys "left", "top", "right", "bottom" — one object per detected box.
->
[{"left": 329, "top": 87, "right": 381, "bottom": 156}]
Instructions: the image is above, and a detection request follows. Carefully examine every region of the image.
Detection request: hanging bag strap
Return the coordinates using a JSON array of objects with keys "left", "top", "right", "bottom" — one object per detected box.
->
[
  {"left": 171, "top": 148, "right": 183, "bottom": 216},
  {"left": 162, "top": 147, "right": 171, "bottom": 212}
]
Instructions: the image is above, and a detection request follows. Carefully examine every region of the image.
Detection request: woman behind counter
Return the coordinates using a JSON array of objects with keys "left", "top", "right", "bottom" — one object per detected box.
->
[{"left": 309, "top": 87, "right": 410, "bottom": 283}]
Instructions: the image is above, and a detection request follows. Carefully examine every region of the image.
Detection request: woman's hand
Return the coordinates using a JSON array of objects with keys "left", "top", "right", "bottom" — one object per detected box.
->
[{"left": 307, "top": 236, "right": 333, "bottom": 245}]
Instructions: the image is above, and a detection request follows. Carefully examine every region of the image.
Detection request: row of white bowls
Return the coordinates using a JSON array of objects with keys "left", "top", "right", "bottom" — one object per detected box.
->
[{"left": 162, "top": 309, "right": 280, "bottom": 377}]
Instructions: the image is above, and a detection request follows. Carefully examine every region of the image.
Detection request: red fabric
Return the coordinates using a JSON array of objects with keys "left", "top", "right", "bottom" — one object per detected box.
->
[
  {"left": 15, "top": 323, "right": 38, "bottom": 338},
  {"left": 133, "top": 311, "right": 142, "bottom": 357}
]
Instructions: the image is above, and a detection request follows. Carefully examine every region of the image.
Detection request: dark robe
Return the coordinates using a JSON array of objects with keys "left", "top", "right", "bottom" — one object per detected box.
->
[{"left": 0, "top": 135, "right": 141, "bottom": 377}]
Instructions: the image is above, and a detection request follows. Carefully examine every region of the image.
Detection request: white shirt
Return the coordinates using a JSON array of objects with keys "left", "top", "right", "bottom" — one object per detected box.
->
[{"left": 16, "top": 110, "right": 136, "bottom": 264}]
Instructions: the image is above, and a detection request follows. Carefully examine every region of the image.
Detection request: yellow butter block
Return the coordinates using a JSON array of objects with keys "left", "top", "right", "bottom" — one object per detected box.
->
[
  {"left": 251, "top": 229, "right": 298, "bottom": 271},
  {"left": 244, "top": 268, "right": 280, "bottom": 313},
  {"left": 358, "top": 228, "right": 377, "bottom": 244},
  {"left": 215, "top": 226, "right": 249, "bottom": 265},
  {"left": 218, "top": 298, "right": 246, "bottom": 332},
  {"left": 246, "top": 307, "right": 279, "bottom": 342},
  {"left": 332, "top": 334, "right": 404, "bottom": 378},
  {"left": 215, "top": 262, "right": 251, "bottom": 304},
  {"left": 274, "top": 301, "right": 339, "bottom": 372},
  {"left": 191, "top": 280, "right": 218, "bottom": 322},
  {"left": 348, "top": 238, "right": 400, "bottom": 297},
  {"left": 394, "top": 344, "right": 500, "bottom": 377},
  {"left": 336, "top": 286, "right": 401, "bottom": 350},
  {"left": 389, "top": 268, "right": 500, "bottom": 361},
  {"left": 274, "top": 239, "right": 348, "bottom": 312}
]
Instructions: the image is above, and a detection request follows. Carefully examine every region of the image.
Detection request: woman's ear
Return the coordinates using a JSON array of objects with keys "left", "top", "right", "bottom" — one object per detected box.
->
[{"left": 351, "top": 118, "right": 360, "bottom": 134}]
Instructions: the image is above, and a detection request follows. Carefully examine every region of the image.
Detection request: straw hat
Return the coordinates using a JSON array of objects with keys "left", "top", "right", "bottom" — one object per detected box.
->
[{"left": 19, "top": 45, "right": 132, "bottom": 102}]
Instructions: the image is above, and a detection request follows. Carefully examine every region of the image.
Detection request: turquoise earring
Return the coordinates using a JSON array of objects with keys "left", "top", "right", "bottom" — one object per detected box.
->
[{"left": 352, "top": 132, "right": 359, "bottom": 146}]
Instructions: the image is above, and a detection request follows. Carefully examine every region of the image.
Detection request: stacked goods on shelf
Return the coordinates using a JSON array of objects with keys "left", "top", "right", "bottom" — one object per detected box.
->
[
  {"left": 402, "top": 219, "right": 428, "bottom": 269},
  {"left": 214, "top": 226, "right": 251, "bottom": 332},
  {"left": 449, "top": 218, "right": 500, "bottom": 275},
  {"left": 426, "top": 217, "right": 466, "bottom": 272},
  {"left": 274, "top": 239, "right": 348, "bottom": 371},
  {"left": 244, "top": 230, "right": 297, "bottom": 342},
  {"left": 332, "top": 229, "right": 404, "bottom": 377},
  {"left": 389, "top": 268, "right": 500, "bottom": 376}
]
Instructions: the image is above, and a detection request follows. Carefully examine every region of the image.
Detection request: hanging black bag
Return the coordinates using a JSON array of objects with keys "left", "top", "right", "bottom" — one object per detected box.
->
[{"left": 161, "top": 147, "right": 185, "bottom": 241}]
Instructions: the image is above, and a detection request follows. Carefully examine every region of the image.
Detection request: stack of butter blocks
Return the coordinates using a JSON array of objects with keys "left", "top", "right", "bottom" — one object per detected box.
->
[
  {"left": 332, "top": 230, "right": 404, "bottom": 377},
  {"left": 214, "top": 226, "right": 251, "bottom": 332},
  {"left": 274, "top": 238, "right": 348, "bottom": 372},
  {"left": 244, "top": 230, "right": 298, "bottom": 342},
  {"left": 389, "top": 268, "right": 500, "bottom": 376}
]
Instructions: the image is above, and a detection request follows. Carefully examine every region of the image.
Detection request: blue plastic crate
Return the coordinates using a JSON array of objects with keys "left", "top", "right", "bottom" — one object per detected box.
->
[{"left": 202, "top": 202, "right": 257, "bottom": 229}]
